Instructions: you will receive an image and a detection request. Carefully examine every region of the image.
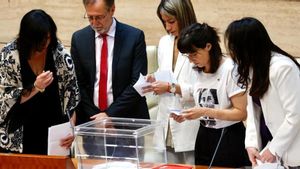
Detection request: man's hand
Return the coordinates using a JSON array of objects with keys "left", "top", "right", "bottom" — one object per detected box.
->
[{"left": 90, "top": 112, "right": 109, "bottom": 121}]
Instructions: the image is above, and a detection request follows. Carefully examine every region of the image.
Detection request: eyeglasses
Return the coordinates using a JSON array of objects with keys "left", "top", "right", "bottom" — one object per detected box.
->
[{"left": 83, "top": 12, "right": 107, "bottom": 22}]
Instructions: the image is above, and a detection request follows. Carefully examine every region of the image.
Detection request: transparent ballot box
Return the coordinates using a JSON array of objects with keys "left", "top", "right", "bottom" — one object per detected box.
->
[{"left": 74, "top": 117, "right": 167, "bottom": 169}]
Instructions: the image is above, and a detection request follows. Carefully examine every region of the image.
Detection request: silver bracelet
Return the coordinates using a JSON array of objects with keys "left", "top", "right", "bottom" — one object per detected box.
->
[{"left": 34, "top": 82, "right": 45, "bottom": 93}]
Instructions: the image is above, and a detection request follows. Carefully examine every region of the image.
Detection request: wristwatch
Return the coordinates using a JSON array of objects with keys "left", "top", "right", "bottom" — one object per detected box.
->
[{"left": 169, "top": 83, "right": 176, "bottom": 94}]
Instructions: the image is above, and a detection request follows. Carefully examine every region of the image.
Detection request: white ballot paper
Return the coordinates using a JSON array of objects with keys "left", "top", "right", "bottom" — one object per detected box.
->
[
  {"left": 154, "top": 70, "right": 176, "bottom": 83},
  {"left": 168, "top": 108, "right": 183, "bottom": 116},
  {"left": 48, "top": 121, "right": 73, "bottom": 156},
  {"left": 133, "top": 73, "right": 151, "bottom": 96},
  {"left": 133, "top": 71, "right": 177, "bottom": 97},
  {"left": 254, "top": 163, "right": 284, "bottom": 169},
  {"left": 154, "top": 70, "right": 177, "bottom": 97},
  {"left": 254, "top": 143, "right": 284, "bottom": 169}
]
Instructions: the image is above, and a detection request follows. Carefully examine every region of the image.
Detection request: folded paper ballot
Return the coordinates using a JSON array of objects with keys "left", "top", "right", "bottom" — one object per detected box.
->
[
  {"left": 134, "top": 71, "right": 178, "bottom": 97},
  {"left": 48, "top": 121, "right": 73, "bottom": 156},
  {"left": 154, "top": 70, "right": 176, "bottom": 83},
  {"left": 133, "top": 73, "right": 151, "bottom": 96},
  {"left": 254, "top": 163, "right": 284, "bottom": 169},
  {"left": 254, "top": 142, "right": 284, "bottom": 169},
  {"left": 154, "top": 70, "right": 177, "bottom": 97},
  {"left": 168, "top": 108, "right": 183, "bottom": 116}
]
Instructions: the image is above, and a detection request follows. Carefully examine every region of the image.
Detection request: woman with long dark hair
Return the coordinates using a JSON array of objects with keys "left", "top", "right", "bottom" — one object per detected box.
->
[
  {"left": 0, "top": 9, "right": 80, "bottom": 154},
  {"left": 225, "top": 17, "right": 300, "bottom": 168}
]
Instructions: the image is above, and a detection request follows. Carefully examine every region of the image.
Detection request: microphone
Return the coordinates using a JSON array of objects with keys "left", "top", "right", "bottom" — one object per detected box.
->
[{"left": 208, "top": 128, "right": 226, "bottom": 169}]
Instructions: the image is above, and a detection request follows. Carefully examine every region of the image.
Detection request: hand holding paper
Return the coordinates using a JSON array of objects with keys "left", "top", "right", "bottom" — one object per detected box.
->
[
  {"left": 168, "top": 108, "right": 183, "bottom": 116},
  {"left": 133, "top": 73, "right": 151, "bottom": 96},
  {"left": 169, "top": 108, "right": 186, "bottom": 123},
  {"left": 134, "top": 71, "right": 177, "bottom": 96},
  {"left": 153, "top": 70, "right": 177, "bottom": 95},
  {"left": 253, "top": 143, "right": 284, "bottom": 169},
  {"left": 254, "top": 162, "right": 284, "bottom": 169},
  {"left": 48, "top": 122, "right": 73, "bottom": 156}
]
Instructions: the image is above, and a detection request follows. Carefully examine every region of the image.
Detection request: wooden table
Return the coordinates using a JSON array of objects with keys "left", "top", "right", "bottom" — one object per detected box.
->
[
  {"left": 0, "top": 153, "right": 75, "bottom": 169},
  {"left": 0, "top": 153, "right": 231, "bottom": 169},
  {"left": 72, "top": 158, "right": 232, "bottom": 169}
]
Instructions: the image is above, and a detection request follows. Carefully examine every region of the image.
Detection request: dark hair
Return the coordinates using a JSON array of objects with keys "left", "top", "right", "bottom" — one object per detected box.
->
[
  {"left": 225, "top": 17, "right": 300, "bottom": 97},
  {"left": 157, "top": 0, "right": 197, "bottom": 34},
  {"left": 17, "top": 9, "right": 58, "bottom": 60},
  {"left": 83, "top": 0, "right": 114, "bottom": 9},
  {"left": 178, "top": 23, "right": 222, "bottom": 73}
]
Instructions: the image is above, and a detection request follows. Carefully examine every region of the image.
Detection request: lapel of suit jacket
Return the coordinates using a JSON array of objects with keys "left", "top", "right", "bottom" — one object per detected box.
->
[
  {"left": 112, "top": 21, "right": 123, "bottom": 82},
  {"left": 87, "top": 27, "right": 97, "bottom": 87},
  {"left": 168, "top": 34, "right": 185, "bottom": 80},
  {"left": 165, "top": 35, "right": 174, "bottom": 70},
  {"left": 173, "top": 52, "right": 186, "bottom": 80}
]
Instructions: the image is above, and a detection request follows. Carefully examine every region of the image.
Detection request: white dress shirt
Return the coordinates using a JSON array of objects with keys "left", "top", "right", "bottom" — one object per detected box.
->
[{"left": 93, "top": 18, "right": 116, "bottom": 108}]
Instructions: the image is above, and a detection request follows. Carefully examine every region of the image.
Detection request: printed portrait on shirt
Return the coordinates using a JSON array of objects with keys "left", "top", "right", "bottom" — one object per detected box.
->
[
  {"left": 198, "top": 88, "right": 219, "bottom": 127},
  {"left": 198, "top": 88, "right": 219, "bottom": 107}
]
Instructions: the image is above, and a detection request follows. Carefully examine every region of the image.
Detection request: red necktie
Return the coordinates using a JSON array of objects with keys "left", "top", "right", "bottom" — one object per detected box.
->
[{"left": 98, "top": 34, "right": 108, "bottom": 111}]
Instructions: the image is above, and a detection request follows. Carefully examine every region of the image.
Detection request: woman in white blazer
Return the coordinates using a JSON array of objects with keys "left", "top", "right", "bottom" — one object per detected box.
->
[
  {"left": 225, "top": 17, "right": 300, "bottom": 168},
  {"left": 142, "top": 0, "right": 199, "bottom": 164}
]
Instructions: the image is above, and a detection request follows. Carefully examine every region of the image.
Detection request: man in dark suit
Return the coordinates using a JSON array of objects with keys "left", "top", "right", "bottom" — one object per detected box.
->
[{"left": 71, "top": 0, "right": 149, "bottom": 125}]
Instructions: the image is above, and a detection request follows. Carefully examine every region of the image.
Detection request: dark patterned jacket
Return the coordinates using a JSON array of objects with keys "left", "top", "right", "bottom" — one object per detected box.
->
[{"left": 0, "top": 40, "right": 80, "bottom": 152}]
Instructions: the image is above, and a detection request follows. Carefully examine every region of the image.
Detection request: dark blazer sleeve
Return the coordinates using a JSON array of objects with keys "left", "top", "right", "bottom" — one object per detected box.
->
[
  {"left": 71, "top": 28, "right": 100, "bottom": 124},
  {"left": 106, "top": 22, "right": 149, "bottom": 119}
]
